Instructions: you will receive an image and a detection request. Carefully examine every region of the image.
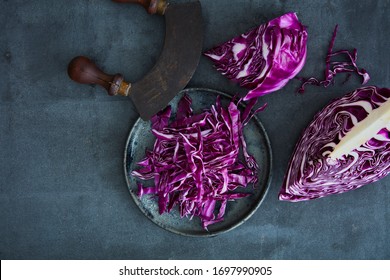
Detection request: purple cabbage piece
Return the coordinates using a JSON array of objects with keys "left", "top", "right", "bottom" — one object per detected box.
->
[
  {"left": 297, "top": 25, "right": 370, "bottom": 93},
  {"left": 280, "top": 86, "right": 390, "bottom": 202},
  {"left": 132, "top": 94, "right": 264, "bottom": 228},
  {"left": 204, "top": 12, "right": 308, "bottom": 100}
]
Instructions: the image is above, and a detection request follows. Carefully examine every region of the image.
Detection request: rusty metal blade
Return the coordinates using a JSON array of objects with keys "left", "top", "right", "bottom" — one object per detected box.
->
[{"left": 130, "top": 1, "right": 203, "bottom": 120}]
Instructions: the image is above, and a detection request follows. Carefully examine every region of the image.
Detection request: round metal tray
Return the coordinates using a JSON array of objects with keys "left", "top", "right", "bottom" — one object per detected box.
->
[{"left": 124, "top": 88, "right": 272, "bottom": 236}]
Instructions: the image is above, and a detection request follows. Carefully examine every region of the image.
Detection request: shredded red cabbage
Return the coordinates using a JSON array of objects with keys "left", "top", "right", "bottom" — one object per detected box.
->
[
  {"left": 297, "top": 25, "right": 370, "bottom": 93},
  {"left": 132, "top": 95, "right": 265, "bottom": 229},
  {"left": 280, "top": 86, "right": 390, "bottom": 202}
]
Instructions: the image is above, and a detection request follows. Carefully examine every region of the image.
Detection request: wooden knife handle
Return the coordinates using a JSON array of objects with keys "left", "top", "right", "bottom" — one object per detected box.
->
[
  {"left": 112, "top": 0, "right": 168, "bottom": 15},
  {"left": 67, "top": 56, "right": 131, "bottom": 96}
]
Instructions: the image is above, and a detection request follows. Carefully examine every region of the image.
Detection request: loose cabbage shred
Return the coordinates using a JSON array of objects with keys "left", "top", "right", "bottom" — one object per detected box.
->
[
  {"left": 132, "top": 95, "right": 264, "bottom": 229},
  {"left": 297, "top": 25, "right": 370, "bottom": 93}
]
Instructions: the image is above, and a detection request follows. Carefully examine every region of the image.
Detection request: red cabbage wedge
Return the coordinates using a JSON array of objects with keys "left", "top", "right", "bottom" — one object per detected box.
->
[
  {"left": 132, "top": 94, "right": 265, "bottom": 228},
  {"left": 204, "top": 12, "right": 307, "bottom": 100},
  {"left": 280, "top": 86, "right": 390, "bottom": 202}
]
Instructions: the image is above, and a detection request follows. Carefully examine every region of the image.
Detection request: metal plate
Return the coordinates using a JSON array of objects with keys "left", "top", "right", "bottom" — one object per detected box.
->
[{"left": 124, "top": 88, "right": 272, "bottom": 237}]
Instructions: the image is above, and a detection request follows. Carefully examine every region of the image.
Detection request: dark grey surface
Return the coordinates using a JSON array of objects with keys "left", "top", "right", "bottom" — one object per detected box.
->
[{"left": 1, "top": 0, "right": 389, "bottom": 259}]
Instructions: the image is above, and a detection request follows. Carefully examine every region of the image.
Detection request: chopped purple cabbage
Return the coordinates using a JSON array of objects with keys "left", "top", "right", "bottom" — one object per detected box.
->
[{"left": 132, "top": 94, "right": 265, "bottom": 228}]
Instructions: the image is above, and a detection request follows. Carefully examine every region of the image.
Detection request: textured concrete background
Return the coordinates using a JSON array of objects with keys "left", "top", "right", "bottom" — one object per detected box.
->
[{"left": 1, "top": 0, "right": 389, "bottom": 259}]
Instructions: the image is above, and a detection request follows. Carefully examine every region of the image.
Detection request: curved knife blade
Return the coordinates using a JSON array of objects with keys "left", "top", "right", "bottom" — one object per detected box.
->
[{"left": 130, "top": 1, "right": 203, "bottom": 120}]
